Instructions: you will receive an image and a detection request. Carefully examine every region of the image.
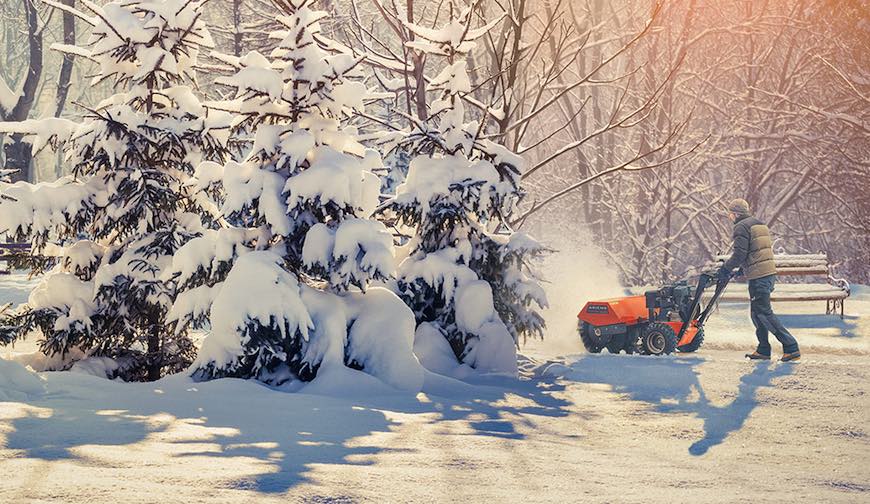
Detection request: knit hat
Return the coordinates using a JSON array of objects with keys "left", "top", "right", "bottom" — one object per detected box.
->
[{"left": 728, "top": 198, "right": 750, "bottom": 215}]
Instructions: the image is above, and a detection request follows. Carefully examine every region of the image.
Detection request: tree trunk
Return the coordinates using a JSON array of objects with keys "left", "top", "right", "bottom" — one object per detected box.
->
[
  {"left": 4, "top": 135, "right": 32, "bottom": 183},
  {"left": 54, "top": 0, "right": 75, "bottom": 118},
  {"left": 146, "top": 323, "right": 161, "bottom": 381},
  {"left": 2, "top": 0, "right": 44, "bottom": 183},
  {"left": 405, "top": 0, "right": 427, "bottom": 121},
  {"left": 232, "top": 0, "right": 242, "bottom": 57},
  {"left": 9, "top": 0, "right": 42, "bottom": 123}
]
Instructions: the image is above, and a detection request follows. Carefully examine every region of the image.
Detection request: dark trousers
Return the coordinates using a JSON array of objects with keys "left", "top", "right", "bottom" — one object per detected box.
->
[{"left": 748, "top": 275, "right": 799, "bottom": 355}]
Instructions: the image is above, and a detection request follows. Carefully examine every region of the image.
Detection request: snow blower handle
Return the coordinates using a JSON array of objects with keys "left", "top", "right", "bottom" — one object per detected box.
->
[
  {"left": 674, "top": 268, "right": 734, "bottom": 345},
  {"left": 696, "top": 269, "right": 733, "bottom": 327},
  {"left": 682, "top": 258, "right": 737, "bottom": 284}
]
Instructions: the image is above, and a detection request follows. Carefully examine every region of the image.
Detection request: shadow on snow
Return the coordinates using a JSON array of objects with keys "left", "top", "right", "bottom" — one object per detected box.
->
[
  {"left": 776, "top": 313, "right": 859, "bottom": 337},
  {"left": 2, "top": 363, "right": 573, "bottom": 494},
  {"left": 542, "top": 353, "right": 794, "bottom": 456}
]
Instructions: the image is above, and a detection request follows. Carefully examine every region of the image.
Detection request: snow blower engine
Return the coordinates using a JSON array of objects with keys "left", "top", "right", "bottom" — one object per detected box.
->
[{"left": 577, "top": 270, "right": 731, "bottom": 355}]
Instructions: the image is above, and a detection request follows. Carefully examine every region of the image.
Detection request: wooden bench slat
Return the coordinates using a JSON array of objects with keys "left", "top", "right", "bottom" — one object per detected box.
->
[
  {"left": 775, "top": 266, "right": 829, "bottom": 276},
  {"left": 725, "top": 283, "right": 847, "bottom": 293},
  {"left": 718, "top": 282, "right": 850, "bottom": 303},
  {"left": 719, "top": 292, "right": 850, "bottom": 302},
  {"left": 775, "top": 261, "right": 828, "bottom": 268},
  {"left": 768, "top": 254, "right": 828, "bottom": 261},
  {"left": 714, "top": 253, "right": 828, "bottom": 262},
  {"left": 712, "top": 254, "right": 830, "bottom": 274},
  {"left": 707, "top": 254, "right": 830, "bottom": 282}
]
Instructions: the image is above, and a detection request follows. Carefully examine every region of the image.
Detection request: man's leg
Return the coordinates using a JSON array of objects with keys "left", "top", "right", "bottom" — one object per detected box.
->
[
  {"left": 750, "top": 276, "right": 800, "bottom": 354},
  {"left": 749, "top": 280, "right": 772, "bottom": 356}
]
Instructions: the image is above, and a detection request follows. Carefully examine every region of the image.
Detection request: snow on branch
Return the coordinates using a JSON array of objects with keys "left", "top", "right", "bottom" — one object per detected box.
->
[
  {"left": 0, "top": 77, "right": 21, "bottom": 115},
  {"left": 0, "top": 118, "right": 77, "bottom": 154},
  {"left": 41, "top": 0, "right": 98, "bottom": 26}
]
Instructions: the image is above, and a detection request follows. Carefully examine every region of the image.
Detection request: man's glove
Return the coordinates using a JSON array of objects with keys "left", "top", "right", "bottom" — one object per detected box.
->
[{"left": 717, "top": 266, "right": 732, "bottom": 281}]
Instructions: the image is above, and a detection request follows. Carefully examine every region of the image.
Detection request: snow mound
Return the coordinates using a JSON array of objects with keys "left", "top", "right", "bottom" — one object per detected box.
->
[
  {"left": 0, "top": 358, "right": 46, "bottom": 401},
  {"left": 301, "top": 361, "right": 402, "bottom": 397},
  {"left": 343, "top": 288, "right": 424, "bottom": 392},
  {"left": 455, "top": 280, "right": 495, "bottom": 333},
  {"left": 461, "top": 320, "right": 518, "bottom": 376},
  {"left": 413, "top": 322, "right": 473, "bottom": 379},
  {"left": 298, "top": 286, "right": 426, "bottom": 393},
  {"left": 70, "top": 356, "right": 120, "bottom": 379}
]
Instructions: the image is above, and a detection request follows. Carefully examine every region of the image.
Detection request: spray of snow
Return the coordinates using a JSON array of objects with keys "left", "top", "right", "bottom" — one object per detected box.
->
[{"left": 525, "top": 228, "right": 624, "bottom": 358}]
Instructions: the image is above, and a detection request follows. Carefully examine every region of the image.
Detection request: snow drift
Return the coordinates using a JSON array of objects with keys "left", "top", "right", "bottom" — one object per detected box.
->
[{"left": 0, "top": 358, "right": 46, "bottom": 401}]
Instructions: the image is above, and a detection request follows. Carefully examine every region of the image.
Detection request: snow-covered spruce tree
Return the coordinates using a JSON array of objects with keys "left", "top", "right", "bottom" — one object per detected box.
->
[
  {"left": 0, "top": 0, "right": 230, "bottom": 381},
  {"left": 378, "top": 4, "right": 547, "bottom": 376},
  {"left": 166, "top": 0, "right": 423, "bottom": 390}
]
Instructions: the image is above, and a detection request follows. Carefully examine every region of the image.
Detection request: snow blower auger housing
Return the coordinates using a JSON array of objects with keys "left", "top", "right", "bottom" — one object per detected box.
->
[{"left": 577, "top": 271, "right": 731, "bottom": 356}]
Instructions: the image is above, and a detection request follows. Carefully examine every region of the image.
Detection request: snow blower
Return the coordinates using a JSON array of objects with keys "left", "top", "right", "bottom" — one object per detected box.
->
[{"left": 577, "top": 269, "right": 731, "bottom": 355}]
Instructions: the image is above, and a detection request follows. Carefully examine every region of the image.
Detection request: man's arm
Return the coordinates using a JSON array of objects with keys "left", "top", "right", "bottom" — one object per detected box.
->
[{"left": 722, "top": 223, "right": 749, "bottom": 272}]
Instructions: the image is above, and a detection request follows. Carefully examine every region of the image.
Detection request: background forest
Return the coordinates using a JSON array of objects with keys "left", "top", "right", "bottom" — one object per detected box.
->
[{"left": 2, "top": 0, "right": 868, "bottom": 285}]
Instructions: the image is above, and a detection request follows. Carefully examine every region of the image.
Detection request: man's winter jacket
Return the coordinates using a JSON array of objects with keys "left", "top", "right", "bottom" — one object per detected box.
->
[{"left": 723, "top": 214, "right": 777, "bottom": 280}]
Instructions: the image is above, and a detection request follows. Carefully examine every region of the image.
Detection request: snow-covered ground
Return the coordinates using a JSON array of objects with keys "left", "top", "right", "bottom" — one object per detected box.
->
[{"left": 2, "top": 271, "right": 869, "bottom": 503}]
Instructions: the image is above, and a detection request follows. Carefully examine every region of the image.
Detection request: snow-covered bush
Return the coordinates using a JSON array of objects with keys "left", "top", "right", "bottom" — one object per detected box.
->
[
  {"left": 377, "top": 5, "right": 548, "bottom": 375},
  {"left": 0, "top": 0, "right": 230, "bottom": 381},
  {"left": 167, "top": 0, "right": 423, "bottom": 389}
]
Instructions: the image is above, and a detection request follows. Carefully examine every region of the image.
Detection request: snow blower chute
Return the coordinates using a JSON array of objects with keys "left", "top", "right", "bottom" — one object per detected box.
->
[{"left": 577, "top": 270, "right": 731, "bottom": 355}]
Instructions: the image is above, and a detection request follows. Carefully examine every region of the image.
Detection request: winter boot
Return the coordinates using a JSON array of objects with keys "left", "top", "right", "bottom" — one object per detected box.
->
[
  {"left": 781, "top": 351, "right": 801, "bottom": 362},
  {"left": 745, "top": 351, "right": 771, "bottom": 360}
]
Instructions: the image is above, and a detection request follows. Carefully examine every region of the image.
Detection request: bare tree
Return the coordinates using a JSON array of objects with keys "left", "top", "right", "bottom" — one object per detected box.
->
[
  {"left": 343, "top": 0, "right": 695, "bottom": 230},
  {"left": 52, "top": 0, "right": 75, "bottom": 118},
  {"left": 0, "top": 0, "right": 43, "bottom": 183}
]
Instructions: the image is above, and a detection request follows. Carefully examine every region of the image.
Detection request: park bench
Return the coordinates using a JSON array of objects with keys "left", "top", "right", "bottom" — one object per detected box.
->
[{"left": 714, "top": 253, "right": 850, "bottom": 318}]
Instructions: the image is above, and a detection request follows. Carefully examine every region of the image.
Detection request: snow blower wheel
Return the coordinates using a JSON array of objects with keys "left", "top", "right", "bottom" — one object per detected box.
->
[
  {"left": 640, "top": 322, "right": 677, "bottom": 356},
  {"left": 578, "top": 321, "right": 603, "bottom": 353},
  {"left": 606, "top": 340, "right": 626, "bottom": 355},
  {"left": 576, "top": 269, "right": 730, "bottom": 357}
]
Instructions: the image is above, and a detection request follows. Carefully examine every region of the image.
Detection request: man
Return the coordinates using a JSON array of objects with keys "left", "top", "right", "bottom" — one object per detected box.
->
[{"left": 719, "top": 198, "right": 801, "bottom": 362}]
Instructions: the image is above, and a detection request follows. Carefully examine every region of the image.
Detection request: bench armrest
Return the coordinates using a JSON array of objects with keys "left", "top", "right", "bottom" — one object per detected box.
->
[{"left": 827, "top": 274, "right": 851, "bottom": 296}]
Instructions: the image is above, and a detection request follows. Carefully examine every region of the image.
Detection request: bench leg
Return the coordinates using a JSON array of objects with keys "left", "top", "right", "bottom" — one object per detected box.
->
[{"left": 825, "top": 299, "right": 845, "bottom": 318}]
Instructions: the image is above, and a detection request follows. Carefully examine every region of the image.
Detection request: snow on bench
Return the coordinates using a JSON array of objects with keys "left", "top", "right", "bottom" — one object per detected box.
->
[
  {"left": 712, "top": 252, "right": 850, "bottom": 318},
  {"left": 718, "top": 283, "right": 850, "bottom": 302},
  {"left": 713, "top": 253, "right": 829, "bottom": 276}
]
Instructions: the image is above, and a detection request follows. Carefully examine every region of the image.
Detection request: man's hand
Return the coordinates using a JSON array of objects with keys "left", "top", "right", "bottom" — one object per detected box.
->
[{"left": 717, "top": 266, "right": 732, "bottom": 281}]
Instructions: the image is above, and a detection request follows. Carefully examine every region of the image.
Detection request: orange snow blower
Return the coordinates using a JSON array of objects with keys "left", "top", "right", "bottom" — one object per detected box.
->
[{"left": 577, "top": 270, "right": 731, "bottom": 355}]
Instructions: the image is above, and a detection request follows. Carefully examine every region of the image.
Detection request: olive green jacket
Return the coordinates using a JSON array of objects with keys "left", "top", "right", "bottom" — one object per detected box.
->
[{"left": 723, "top": 214, "right": 777, "bottom": 280}]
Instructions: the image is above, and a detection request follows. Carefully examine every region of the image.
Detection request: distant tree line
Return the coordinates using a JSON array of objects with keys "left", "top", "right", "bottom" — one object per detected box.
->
[{"left": 1, "top": 0, "right": 867, "bottom": 283}]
